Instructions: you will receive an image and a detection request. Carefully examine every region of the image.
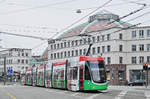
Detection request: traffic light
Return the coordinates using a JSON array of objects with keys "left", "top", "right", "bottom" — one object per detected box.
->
[{"left": 143, "top": 64, "right": 149, "bottom": 70}]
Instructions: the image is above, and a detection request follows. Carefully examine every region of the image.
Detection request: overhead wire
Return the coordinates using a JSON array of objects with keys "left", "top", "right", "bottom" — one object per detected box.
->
[
  {"left": 22, "top": 0, "right": 150, "bottom": 50},
  {"left": 57, "top": 0, "right": 148, "bottom": 38},
  {"left": 102, "top": 3, "right": 147, "bottom": 28},
  {"left": 0, "top": 31, "right": 49, "bottom": 40},
  {"left": 0, "top": 24, "right": 58, "bottom": 30},
  {"left": 25, "top": 0, "right": 113, "bottom": 51},
  {"left": 57, "top": 0, "right": 113, "bottom": 38},
  {"left": 46, "top": 18, "right": 150, "bottom": 60},
  {"left": 31, "top": 32, "right": 58, "bottom": 50},
  {"left": 1, "top": 0, "right": 150, "bottom": 51},
  {"left": 0, "top": 0, "right": 79, "bottom": 15},
  {"left": 72, "top": 0, "right": 146, "bottom": 11}
]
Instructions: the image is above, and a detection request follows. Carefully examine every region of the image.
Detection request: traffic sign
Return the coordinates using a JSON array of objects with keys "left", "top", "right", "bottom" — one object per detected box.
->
[{"left": 7, "top": 69, "right": 13, "bottom": 75}]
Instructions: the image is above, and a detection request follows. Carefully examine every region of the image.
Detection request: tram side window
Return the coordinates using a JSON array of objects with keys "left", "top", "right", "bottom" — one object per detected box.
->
[
  {"left": 73, "top": 67, "right": 78, "bottom": 80},
  {"left": 80, "top": 68, "right": 83, "bottom": 80},
  {"left": 85, "top": 66, "right": 91, "bottom": 80},
  {"left": 61, "top": 70, "right": 64, "bottom": 80}
]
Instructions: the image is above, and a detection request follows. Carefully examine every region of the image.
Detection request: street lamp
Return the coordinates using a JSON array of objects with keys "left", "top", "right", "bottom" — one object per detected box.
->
[{"left": 76, "top": 9, "right": 82, "bottom": 13}]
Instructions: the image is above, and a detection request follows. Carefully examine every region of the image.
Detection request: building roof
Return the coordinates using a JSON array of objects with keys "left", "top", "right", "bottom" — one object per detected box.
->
[{"left": 58, "top": 12, "right": 131, "bottom": 39}]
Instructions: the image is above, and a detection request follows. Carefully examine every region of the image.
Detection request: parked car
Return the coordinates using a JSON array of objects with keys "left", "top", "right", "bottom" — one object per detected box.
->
[{"left": 128, "top": 80, "right": 146, "bottom": 86}]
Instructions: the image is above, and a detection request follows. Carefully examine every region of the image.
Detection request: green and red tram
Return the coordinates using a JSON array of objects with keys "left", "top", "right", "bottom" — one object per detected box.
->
[{"left": 24, "top": 56, "right": 108, "bottom": 91}]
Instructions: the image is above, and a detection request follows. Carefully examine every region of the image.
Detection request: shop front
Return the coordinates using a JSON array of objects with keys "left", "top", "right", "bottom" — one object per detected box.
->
[{"left": 106, "top": 64, "right": 127, "bottom": 85}]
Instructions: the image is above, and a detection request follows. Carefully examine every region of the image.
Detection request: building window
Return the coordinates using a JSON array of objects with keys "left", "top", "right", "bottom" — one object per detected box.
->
[
  {"left": 26, "top": 60, "right": 28, "bottom": 64},
  {"left": 54, "top": 53, "right": 56, "bottom": 59},
  {"left": 83, "top": 49, "right": 86, "bottom": 55},
  {"left": 139, "top": 44, "right": 144, "bottom": 51},
  {"left": 18, "top": 59, "right": 20, "bottom": 63},
  {"left": 92, "top": 37, "right": 95, "bottom": 43},
  {"left": 92, "top": 47, "right": 96, "bottom": 54},
  {"left": 26, "top": 53, "right": 28, "bottom": 57},
  {"left": 119, "top": 33, "right": 122, "bottom": 40},
  {"left": 71, "top": 41, "right": 74, "bottom": 46},
  {"left": 132, "top": 57, "right": 136, "bottom": 64},
  {"left": 22, "top": 53, "right": 24, "bottom": 56},
  {"left": 102, "top": 46, "right": 105, "bottom": 53},
  {"left": 97, "top": 36, "right": 100, "bottom": 42},
  {"left": 119, "top": 57, "right": 123, "bottom": 64},
  {"left": 119, "top": 45, "right": 123, "bottom": 52},
  {"left": 88, "top": 38, "right": 91, "bottom": 44},
  {"left": 79, "top": 49, "right": 82, "bottom": 55},
  {"left": 147, "top": 56, "right": 150, "bottom": 63},
  {"left": 61, "top": 43, "right": 63, "bottom": 48},
  {"left": 64, "top": 42, "right": 66, "bottom": 48},
  {"left": 118, "top": 71, "right": 124, "bottom": 81},
  {"left": 72, "top": 50, "right": 74, "bottom": 57},
  {"left": 147, "top": 30, "right": 150, "bottom": 37},
  {"left": 107, "top": 34, "right": 110, "bottom": 40},
  {"left": 139, "top": 30, "right": 144, "bottom": 38},
  {"left": 83, "top": 38, "right": 86, "bottom": 44},
  {"left": 132, "top": 45, "right": 136, "bottom": 51},
  {"left": 22, "top": 60, "right": 24, "bottom": 64},
  {"left": 51, "top": 54, "right": 53, "bottom": 59},
  {"left": 68, "top": 42, "right": 70, "bottom": 47},
  {"left": 57, "top": 53, "right": 59, "bottom": 58},
  {"left": 18, "top": 53, "right": 20, "bottom": 56},
  {"left": 107, "top": 57, "right": 111, "bottom": 64},
  {"left": 75, "top": 50, "right": 78, "bottom": 56},
  {"left": 57, "top": 44, "right": 60, "bottom": 49},
  {"left": 132, "top": 31, "right": 136, "bottom": 38},
  {"left": 147, "top": 44, "right": 150, "bottom": 51},
  {"left": 107, "top": 45, "right": 111, "bottom": 52},
  {"left": 102, "top": 35, "right": 105, "bottom": 41},
  {"left": 64, "top": 52, "right": 67, "bottom": 57},
  {"left": 139, "top": 56, "right": 144, "bottom": 64},
  {"left": 79, "top": 39, "right": 82, "bottom": 45},
  {"left": 54, "top": 44, "right": 56, "bottom": 49},
  {"left": 68, "top": 51, "right": 70, "bottom": 57},
  {"left": 75, "top": 40, "right": 78, "bottom": 46},
  {"left": 51, "top": 45, "right": 53, "bottom": 50},
  {"left": 97, "top": 47, "right": 100, "bottom": 53}
]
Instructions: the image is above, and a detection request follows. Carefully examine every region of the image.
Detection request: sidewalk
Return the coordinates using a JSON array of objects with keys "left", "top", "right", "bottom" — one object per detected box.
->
[
  {"left": 0, "top": 81, "right": 21, "bottom": 86},
  {"left": 108, "top": 85, "right": 150, "bottom": 90},
  {"left": 108, "top": 85, "right": 150, "bottom": 91}
]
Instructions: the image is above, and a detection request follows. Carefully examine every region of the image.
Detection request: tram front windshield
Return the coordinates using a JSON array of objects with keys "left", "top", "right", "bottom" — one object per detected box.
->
[{"left": 88, "top": 61, "right": 106, "bottom": 83}]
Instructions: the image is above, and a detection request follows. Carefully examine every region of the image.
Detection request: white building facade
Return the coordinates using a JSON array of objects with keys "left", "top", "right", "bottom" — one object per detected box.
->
[
  {"left": 48, "top": 12, "right": 150, "bottom": 85},
  {"left": 0, "top": 48, "right": 31, "bottom": 75}
]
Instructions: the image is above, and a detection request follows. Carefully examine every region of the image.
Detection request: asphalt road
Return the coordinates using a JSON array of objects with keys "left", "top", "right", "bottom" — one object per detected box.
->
[{"left": 0, "top": 84, "right": 149, "bottom": 99}]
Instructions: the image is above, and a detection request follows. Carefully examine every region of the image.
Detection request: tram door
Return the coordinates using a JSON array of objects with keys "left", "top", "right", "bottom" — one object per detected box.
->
[
  {"left": 67, "top": 61, "right": 79, "bottom": 91},
  {"left": 79, "top": 65, "right": 84, "bottom": 90}
]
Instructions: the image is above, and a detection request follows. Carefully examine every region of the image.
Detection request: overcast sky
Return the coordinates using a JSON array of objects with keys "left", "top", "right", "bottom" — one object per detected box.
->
[{"left": 0, "top": 0, "right": 150, "bottom": 55}]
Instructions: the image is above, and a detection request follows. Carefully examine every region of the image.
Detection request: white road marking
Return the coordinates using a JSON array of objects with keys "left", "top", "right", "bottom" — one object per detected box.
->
[
  {"left": 87, "top": 94, "right": 100, "bottom": 99},
  {"left": 145, "top": 90, "right": 150, "bottom": 99},
  {"left": 45, "top": 89, "right": 82, "bottom": 98},
  {"left": 115, "top": 90, "right": 127, "bottom": 99},
  {"left": 71, "top": 92, "right": 80, "bottom": 96},
  {"left": 0, "top": 85, "right": 26, "bottom": 88}
]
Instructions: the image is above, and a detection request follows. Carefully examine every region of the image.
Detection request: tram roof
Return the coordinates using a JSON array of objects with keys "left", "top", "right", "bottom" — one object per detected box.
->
[
  {"left": 53, "top": 61, "right": 66, "bottom": 67},
  {"left": 79, "top": 56, "right": 104, "bottom": 61}
]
